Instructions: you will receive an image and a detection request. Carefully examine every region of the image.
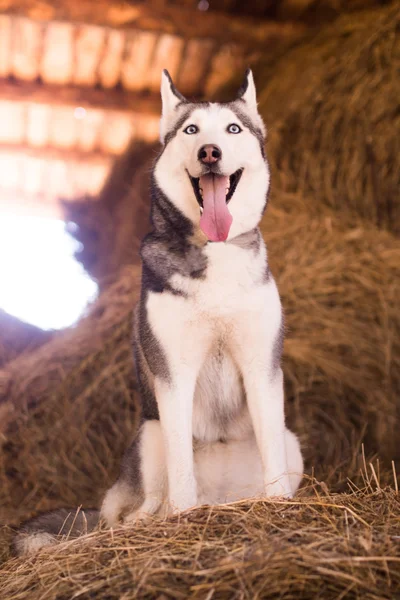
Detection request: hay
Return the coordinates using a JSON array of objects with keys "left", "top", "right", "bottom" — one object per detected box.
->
[
  {"left": 0, "top": 310, "right": 52, "bottom": 370},
  {"left": 262, "top": 193, "right": 400, "bottom": 471},
  {"left": 1, "top": 486, "right": 399, "bottom": 599},
  {"left": 255, "top": 3, "right": 400, "bottom": 233},
  {"left": 277, "top": 0, "right": 393, "bottom": 22}
]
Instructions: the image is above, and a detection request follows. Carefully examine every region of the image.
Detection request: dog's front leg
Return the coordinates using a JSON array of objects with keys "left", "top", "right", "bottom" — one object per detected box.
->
[
  {"left": 245, "top": 367, "right": 292, "bottom": 498},
  {"left": 231, "top": 304, "right": 292, "bottom": 498},
  {"left": 147, "top": 290, "right": 212, "bottom": 513},
  {"left": 155, "top": 371, "right": 199, "bottom": 513}
]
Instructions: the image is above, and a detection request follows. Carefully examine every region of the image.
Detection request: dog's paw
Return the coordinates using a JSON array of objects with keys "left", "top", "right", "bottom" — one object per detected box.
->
[
  {"left": 101, "top": 482, "right": 137, "bottom": 527},
  {"left": 168, "top": 492, "right": 199, "bottom": 515},
  {"left": 123, "top": 508, "right": 151, "bottom": 525},
  {"left": 123, "top": 498, "right": 163, "bottom": 525},
  {"left": 264, "top": 477, "right": 293, "bottom": 499}
]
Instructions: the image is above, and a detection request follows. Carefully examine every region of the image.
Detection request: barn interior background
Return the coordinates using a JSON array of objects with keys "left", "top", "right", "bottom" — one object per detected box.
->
[{"left": 0, "top": 0, "right": 399, "bottom": 598}]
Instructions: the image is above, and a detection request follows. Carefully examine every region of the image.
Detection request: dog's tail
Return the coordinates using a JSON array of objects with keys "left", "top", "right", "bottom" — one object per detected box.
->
[{"left": 13, "top": 508, "right": 100, "bottom": 556}]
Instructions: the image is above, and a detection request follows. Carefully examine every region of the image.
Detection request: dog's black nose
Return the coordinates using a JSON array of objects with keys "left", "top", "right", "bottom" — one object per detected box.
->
[{"left": 198, "top": 144, "right": 222, "bottom": 164}]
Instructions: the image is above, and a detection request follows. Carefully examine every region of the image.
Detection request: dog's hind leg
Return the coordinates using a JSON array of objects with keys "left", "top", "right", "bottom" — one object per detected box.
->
[
  {"left": 195, "top": 429, "right": 303, "bottom": 505},
  {"left": 101, "top": 420, "right": 167, "bottom": 526}
]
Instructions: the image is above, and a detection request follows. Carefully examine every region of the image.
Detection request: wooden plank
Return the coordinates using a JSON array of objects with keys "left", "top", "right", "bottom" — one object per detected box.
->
[
  {"left": 0, "top": 101, "right": 25, "bottom": 143},
  {"left": 0, "top": 147, "right": 112, "bottom": 205},
  {"left": 0, "top": 0, "right": 306, "bottom": 47},
  {"left": 73, "top": 25, "right": 106, "bottom": 87},
  {"left": 0, "top": 192, "right": 64, "bottom": 219},
  {"left": 11, "top": 17, "right": 43, "bottom": 81},
  {"left": 0, "top": 15, "right": 12, "bottom": 77},
  {"left": 0, "top": 77, "right": 161, "bottom": 115},
  {"left": 41, "top": 21, "right": 74, "bottom": 84},
  {"left": 121, "top": 30, "right": 158, "bottom": 92},
  {"left": 97, "top": 29, "right": 125, "bottom": 89},
  {"left": 0, "top": 141, "right": 113, "bottom": 164}
]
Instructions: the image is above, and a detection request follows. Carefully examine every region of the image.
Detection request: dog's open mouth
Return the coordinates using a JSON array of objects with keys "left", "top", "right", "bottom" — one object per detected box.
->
[
  {"left": 189, "top": 169, "right": 243, "bottom": 210},
  {"left": 189, "top": 169, "right": 243, "bottom": 242}
]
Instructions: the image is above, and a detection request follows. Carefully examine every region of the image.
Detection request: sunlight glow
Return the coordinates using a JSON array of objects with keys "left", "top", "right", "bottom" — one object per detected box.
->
[
  {"left": 74, "top": 106, "right": 87, "bottom": 119},
  {"left": 0, "top": 215, "right": 98, "bottom": 330}
]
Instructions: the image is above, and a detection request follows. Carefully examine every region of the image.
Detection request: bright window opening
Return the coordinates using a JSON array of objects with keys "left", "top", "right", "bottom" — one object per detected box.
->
[{"left": 0, "top": 215, "right": 98, "bottom": 330}]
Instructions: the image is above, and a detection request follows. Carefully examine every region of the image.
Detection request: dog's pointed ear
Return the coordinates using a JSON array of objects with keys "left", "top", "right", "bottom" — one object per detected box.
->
[
  {"left": 236, "top": 68, "right": 266, "bottom": 138},
  {"left": 236, "top": 69, "right": 258, "bottom": 112},
  {"left": 160, "top": 69, "right": 186, "bottom": 143}
]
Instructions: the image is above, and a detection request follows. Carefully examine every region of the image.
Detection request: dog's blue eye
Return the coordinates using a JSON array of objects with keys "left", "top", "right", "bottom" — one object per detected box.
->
[
  {"left": 227, "top": 124, "right": 242, "bottom": 134},
  {"left": 184, "top": 125, "right": 198, "bottom": 135}
]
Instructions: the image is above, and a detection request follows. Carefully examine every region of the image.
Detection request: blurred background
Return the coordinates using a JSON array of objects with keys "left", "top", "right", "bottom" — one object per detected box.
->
[
  {"left": 0, "top": 0, "right": 307, "bottom": 332},
  {"left": 0, "top": 0, "right": 399, "bottom": 529}
]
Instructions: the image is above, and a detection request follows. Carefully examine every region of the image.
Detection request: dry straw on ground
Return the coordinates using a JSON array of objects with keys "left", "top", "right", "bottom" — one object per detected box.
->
[
  {"left": 255, "top": 3, "right": 400, "bottom": 234},
  {"left": 1, "top": 485, "right": 400, "bottom": 600}
]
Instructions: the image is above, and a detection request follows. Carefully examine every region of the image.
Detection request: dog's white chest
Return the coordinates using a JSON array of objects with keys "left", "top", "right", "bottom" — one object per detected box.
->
[{"left": 172, "top": 243, "right": 266, "bottom": 317}]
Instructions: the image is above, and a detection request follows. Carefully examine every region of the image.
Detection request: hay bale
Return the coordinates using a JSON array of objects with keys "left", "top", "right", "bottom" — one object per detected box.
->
[
  {"left": 255, "top": 3, "right": 400, "bottom": 233},
  {"left": 1, "top": 489, "right": 399, "bottom": 599},
  {"left": 277, "top": 0, "right": 394, "bottom": 22},
  {"left": 262, "top": 193, "right": 400, "bottom": 471},
  {"left": 0, "top": 310, "right": 52, "bottom": 370}
]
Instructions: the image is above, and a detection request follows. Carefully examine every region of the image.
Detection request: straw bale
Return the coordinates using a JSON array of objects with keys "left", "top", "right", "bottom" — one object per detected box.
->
[
  {"left": 277, "top": 0, "right": 394, "bottom": 21},
  {"left": 254, "top": 3, "right": 400, "bottom": 233},
  {"left": 1, "top": 488, "right": 400, "bottom": 599},
  {"left": 0, "top": 310, "right": 52, "bottom": 370}
]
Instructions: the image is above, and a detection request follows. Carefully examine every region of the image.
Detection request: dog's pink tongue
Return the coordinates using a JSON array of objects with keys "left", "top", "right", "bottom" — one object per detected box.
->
[{"left": 199, "top": 174, "right": 232, "bottom": 242}]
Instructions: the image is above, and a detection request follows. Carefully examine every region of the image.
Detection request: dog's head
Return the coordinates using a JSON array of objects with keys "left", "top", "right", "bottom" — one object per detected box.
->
[{"left": 154, "top": 69, "right": 269, "bottom": 242}]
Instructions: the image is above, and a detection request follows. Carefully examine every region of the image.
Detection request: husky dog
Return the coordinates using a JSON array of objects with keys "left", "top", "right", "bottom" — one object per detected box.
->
[{"left": 14, "top": 69, "right": 303, "bottom": 555}]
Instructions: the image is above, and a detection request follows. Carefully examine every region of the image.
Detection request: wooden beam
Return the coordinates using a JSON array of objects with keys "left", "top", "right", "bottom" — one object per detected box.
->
[
  {"left": 0, "top": 0, "right": 306, "bottom": 47},
  {"left": 0, "top": 77, "right": 161, "bottom": 115},
  {"left": 0, "top": 141, "right": 114, "bottom": 164},
  {"left": 0, "top": 192, "right": 64, "bottom": 219}
]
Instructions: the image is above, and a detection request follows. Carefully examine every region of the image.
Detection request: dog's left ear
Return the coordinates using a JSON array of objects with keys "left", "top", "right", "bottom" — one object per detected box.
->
[
  {"left": 160, "top": 69, "right": 187, "bottom": 144},
  {"left": 236, "top": 68, "right": 266, "bottom": 138},
  {"left": 236, "top": 69, "right": 258, "bottom": 112}
]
